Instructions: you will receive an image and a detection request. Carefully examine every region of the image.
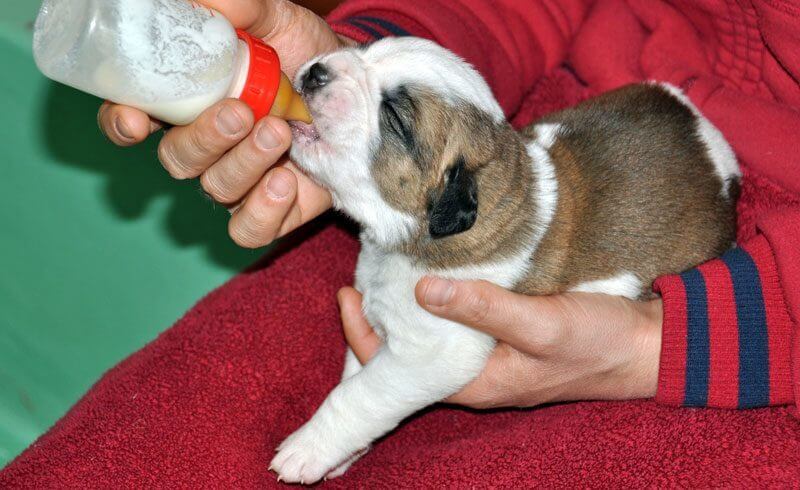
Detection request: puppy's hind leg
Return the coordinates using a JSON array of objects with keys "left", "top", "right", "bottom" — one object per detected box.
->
[{"left": 270, "top": 331, "right": 493, "bottom": 484}]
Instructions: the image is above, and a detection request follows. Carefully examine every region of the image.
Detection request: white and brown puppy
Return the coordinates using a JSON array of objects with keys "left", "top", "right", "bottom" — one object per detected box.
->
[{"left": 271, "top": 38, "right": 739, "bottom": 483}]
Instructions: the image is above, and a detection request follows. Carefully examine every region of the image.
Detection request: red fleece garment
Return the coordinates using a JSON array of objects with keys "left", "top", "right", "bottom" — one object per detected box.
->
[{"left": 2, "top": 0, "right": 799, "bottom": 486}]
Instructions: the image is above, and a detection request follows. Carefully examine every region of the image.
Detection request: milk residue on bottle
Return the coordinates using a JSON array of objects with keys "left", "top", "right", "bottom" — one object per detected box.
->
[
  {"left": 35, "top": 0, "right": 244, "bottom": 125},
  {"left": 34, "top": 0, "right": 312, "bottom": 125}
]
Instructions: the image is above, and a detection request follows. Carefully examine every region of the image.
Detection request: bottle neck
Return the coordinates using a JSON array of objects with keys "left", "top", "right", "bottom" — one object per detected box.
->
[
  {"left": 225, "top": 30, "right": 310, "bottom": 122},
  {"left": 227, "top": 40, "right": 251, "bottom": 99},
  {"left": 229, "top": 29, "right": 284, "bottom": 121}
]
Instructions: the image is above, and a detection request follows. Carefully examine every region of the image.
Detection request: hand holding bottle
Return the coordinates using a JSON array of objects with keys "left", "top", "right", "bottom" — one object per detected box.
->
[{"left": 98, "top": 0, "right": 350, "bottom": 248}]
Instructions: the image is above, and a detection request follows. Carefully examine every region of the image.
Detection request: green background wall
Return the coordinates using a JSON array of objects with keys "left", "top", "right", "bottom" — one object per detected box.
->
[{"left": 0, "top": 5, "right": 260, "bottom": 466}]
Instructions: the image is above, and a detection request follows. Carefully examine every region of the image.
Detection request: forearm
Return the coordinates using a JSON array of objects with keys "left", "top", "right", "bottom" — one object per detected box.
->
[{"left": 327, "top": 0, "right": 594, "bottom": 116}]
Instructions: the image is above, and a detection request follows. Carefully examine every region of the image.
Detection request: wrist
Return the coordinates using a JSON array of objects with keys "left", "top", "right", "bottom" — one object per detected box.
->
[
  {"left": 547, "top": 295, "right": 664, "bottom": 405},
  {"left": 624, "top": 299, "right": 663, "bottom": 399}
]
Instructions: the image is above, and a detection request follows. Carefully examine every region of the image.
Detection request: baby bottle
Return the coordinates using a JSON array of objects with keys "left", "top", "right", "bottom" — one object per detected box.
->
[{"left": 33, "top": 0, "right": 311, "bottom": 126}]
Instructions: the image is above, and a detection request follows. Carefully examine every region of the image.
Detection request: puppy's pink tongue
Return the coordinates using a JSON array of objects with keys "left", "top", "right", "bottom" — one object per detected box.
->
[{"left": 289, "top": 121, "right": 319, "bottom": 140}]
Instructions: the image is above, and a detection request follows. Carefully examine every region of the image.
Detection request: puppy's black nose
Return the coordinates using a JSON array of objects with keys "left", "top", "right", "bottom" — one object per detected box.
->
[{"left": 302, "top": 63, "right": 331, "bottom": 92}]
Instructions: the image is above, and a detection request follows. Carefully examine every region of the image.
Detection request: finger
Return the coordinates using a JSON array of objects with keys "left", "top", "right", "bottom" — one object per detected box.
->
[
  {"left": 200, "top": 117, "right": 292, "bottom": 204},
  {"left": 274, "top": 162, "right": 333, "bottom": 238},
  {"left": 157, "top": 99, "right": 253, "bottom": 180},
  {"left": 338, "top": 287, "right": 382, "bottom": 364},
  {"left": 199, "top": 0, "right": 287, "bottom": 38},
  {"left": 227, "top": 166, "right": 297, "bottom": 248},
  {"left": 98, "top": 102, "right": 162, "bottom": 146},
  {"left": 415, "top": 277, "right": 564, "bottom": 352}
]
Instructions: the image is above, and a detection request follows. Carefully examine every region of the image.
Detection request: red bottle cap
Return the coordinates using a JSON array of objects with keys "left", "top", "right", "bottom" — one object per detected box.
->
[{"left": 236, "top": 29, "right": 281, "bottom": 121}]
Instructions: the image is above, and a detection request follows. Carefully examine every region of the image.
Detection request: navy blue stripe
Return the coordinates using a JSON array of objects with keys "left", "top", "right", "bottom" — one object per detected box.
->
[
  {"left": 681, "top": 269, "right": 710, "bottom": 407},
  {"left": 345, "top": 20, "right": 385, "bottom": 40},
  {"left": 350, "top": 16, "right": 411, "bottom": 37},
  {"left": 722, "top": 248, "right": 770, "bottom": 408}
]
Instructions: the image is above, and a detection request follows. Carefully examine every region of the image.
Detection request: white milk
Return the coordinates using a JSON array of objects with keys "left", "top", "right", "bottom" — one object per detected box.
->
[
  {"left": 34, "top": 0, "right": 248, "bottom": 126},
  {"left": 132, "top": 91, "right": 229, "bottom": 126}
]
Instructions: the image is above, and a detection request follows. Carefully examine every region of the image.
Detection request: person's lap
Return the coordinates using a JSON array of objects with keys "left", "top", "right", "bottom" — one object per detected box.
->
[{"left": 2, "top": 220, "right": 798, "bottom": 488}]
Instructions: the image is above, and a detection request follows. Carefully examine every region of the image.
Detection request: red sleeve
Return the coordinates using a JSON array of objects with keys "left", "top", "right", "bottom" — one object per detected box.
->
[
  {"left": 654, "top": 210, "right": 800, "bottom": 409},
  {"left": 326, "top": 0, "right": 594, "bottom": 116}
]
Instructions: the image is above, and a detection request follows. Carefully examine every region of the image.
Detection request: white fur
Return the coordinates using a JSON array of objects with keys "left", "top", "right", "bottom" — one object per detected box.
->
[
  {"left": 529, "top": 123, "right": 560, "bottom": 245},
  {"left": 273, "top": 39, "right": 639, "bottom": 484},
  {"left": 570, "top": 272, "right": 643, "bottom": 300},
  {"left": 272, "top": 46, "right": 735, "bottom": 483},
  {"left": 270, "top": 239, "right": 499, "bottom": 483},
  {"left": 289, "top": 39, "right": 506, "bottom": 247},
  {"left": 274, "top": 35, "right": 578, "bottom": 481},
  {"left": 288, "top": 47, "right": 418, "bottom": 247},
  {"left": 334, "top": 181, "right": 418, "bottom": 246},
  {"left": 363, "top": 38, "right": 505, "bottom": 123},
  {"left": 271, "top": 147, "right": 559, "bottom": 482},
  {"left": 655, "top": 82, "right": 741, "bottom": 198},
  {"left": 277, "top": 40, "right": 524, "bottom": 483},
  {"left": 534, "top": 123, "right": 561, "bottom": 150},
  {"left": 340, "top": 348, "right": 362, "bottom": 381}
]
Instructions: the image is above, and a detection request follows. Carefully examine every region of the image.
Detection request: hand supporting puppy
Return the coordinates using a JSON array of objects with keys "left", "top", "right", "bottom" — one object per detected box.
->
[
  {"left": 97, "top": 0, "right": 351, "bottom": 248},
  {"left": 339, "top": 278, "right": 663, "bottom": 409}
]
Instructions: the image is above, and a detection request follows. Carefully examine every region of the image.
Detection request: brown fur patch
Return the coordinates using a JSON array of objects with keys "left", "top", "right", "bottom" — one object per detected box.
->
[
  {"left": 372, "top": 88, "right": 540, "bottom": 268},
  {"left": 371, "top": 83, "right": 737, "bottom": 297},
  {"left": 515, "top": 84, "right": 737, "bottom": 296}
]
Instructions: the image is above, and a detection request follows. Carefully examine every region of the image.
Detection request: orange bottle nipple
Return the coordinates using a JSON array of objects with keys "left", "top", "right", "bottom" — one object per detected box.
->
[{"left": 270, "top": 72, "right": 312, "bottom": 123}]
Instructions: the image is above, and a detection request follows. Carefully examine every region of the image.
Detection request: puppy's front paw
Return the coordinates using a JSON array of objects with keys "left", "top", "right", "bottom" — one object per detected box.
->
[
  {"left": 325, "top": 446, "right": 370, "bottom": 480},
  {"left": 270, "top": 423, "right": 355, "bottom": 484}
]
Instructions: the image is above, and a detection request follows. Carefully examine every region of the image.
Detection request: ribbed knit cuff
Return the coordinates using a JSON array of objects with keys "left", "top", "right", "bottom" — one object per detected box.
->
[{"left": 654, "top": 235, "right": 794, "bottom": 408}]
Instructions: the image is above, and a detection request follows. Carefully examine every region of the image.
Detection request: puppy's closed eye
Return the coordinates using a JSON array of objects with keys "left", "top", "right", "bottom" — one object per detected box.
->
[{"left": 380, "top": 86, "right": 417, "bottom": 151}]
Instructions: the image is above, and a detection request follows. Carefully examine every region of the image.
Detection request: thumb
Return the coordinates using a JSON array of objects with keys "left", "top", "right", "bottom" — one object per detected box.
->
[
  {"left": 338, "top": 287, "right": 382, "bottom": 365},
  {"left": 198, "top": 0, "right": 290, "bottom": 38},
  {"left": 415, "top": 277, "right": 563, "bottom": 352}
]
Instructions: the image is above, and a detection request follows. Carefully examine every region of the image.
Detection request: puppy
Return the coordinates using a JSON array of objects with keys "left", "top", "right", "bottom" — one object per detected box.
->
[{"left": 271, "top": 37, "right": 739, "bottom": 483}]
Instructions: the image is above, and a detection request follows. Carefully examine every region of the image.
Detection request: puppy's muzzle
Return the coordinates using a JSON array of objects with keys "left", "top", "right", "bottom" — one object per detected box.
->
[{"left": 302, "top": 62, "right": 332, "bottom": 93}]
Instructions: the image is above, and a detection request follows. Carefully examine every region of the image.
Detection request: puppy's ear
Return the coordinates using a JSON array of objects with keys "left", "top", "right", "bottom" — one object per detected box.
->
[{"left": 428, "top": 157, "right": 478, "bottom": 238}]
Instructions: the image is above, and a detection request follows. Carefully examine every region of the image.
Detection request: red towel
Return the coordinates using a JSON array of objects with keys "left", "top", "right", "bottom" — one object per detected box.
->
[{"left": 2, "top": 70, "right": 799, "bottom": 487}]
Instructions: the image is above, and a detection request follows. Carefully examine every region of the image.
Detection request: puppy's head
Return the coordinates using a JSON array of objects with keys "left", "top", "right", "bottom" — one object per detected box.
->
[{"left": 289, "top": 38, "right": 507, "bottom": 245}]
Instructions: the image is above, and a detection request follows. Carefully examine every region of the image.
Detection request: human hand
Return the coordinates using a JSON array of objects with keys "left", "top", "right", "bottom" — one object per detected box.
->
[
  {"left": 98, "top": 0, "right": 351, "bottom": 247},
  {"left": 338, "top": 278, "right": 663, "bottom": 409}
]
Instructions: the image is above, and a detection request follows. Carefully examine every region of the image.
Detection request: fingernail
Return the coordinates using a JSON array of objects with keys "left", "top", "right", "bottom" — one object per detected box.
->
[
  {"left": 217, "top": 106, "right": 243, "bottom": 136},
  {"left": 424, "top": 278, "right": 454, "bottom": 306},
  {"left": 266, "top": 172, "right": 292, "bottom": 200},
  {"left": 114, "top": 117, "right": 133, "bottom": 140},
  {"left": 256, "top": 122, "right": 281, "bottom": 150}
]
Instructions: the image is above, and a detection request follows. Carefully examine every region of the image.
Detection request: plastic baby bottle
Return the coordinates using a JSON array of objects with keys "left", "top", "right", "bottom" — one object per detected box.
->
[{"left": 33, "top": 0, "right": 311, "bottom": 126}]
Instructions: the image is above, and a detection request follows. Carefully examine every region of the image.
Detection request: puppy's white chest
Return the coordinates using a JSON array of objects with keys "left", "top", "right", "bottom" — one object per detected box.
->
[
  {"left": 353, "top": 236, "right": 533, "bottom": 350},
  {"left": 354, "top": 241, "right": 427, "bottom": 342}
]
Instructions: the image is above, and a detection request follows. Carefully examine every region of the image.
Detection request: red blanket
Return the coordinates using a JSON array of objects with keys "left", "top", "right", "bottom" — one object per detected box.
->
[
  {"left": 2, "top": 68, "right": 799, "bottom": 487},
  {"left": 2, "top": 225, "right": 799, "bottom": 487}
]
